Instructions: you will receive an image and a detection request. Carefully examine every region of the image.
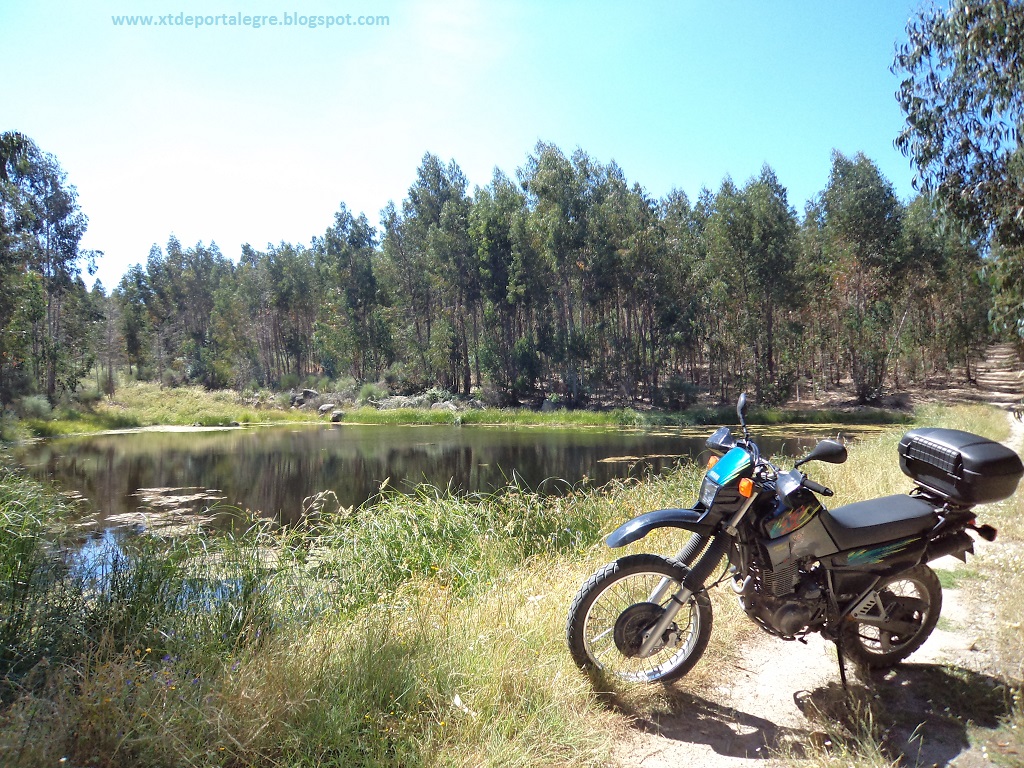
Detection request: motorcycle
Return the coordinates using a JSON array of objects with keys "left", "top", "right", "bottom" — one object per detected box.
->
[{"left": 566, "top": 394, "right": 1024, "bottom": 684}]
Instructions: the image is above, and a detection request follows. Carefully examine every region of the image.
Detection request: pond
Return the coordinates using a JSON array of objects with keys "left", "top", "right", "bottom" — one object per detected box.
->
[{"left": 12, "top": 422, "right": 875, "bottom": 529}]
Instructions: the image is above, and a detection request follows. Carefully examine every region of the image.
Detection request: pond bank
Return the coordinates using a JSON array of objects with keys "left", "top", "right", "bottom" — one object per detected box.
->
[
  {"left": 11, "top": 421, "right": 881, "bottom": 529},
  {"left": 6, "top": 381, "right": 914, "bottom": 441}
]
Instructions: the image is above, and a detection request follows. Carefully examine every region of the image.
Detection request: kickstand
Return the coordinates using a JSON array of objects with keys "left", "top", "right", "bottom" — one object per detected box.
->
[{"left": 835, "top": 638, "right": 849, "bottom": 691}]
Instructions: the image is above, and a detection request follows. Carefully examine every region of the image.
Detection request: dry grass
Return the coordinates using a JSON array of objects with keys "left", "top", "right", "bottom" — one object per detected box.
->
[{"left": 3, "top": 403, "right": 1019, "bottom": 767}]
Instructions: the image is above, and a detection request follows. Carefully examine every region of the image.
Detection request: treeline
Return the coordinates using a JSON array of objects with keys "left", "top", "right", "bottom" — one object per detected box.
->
[{"left": 0, "top": 133, "right": 993, "bottom": 410}]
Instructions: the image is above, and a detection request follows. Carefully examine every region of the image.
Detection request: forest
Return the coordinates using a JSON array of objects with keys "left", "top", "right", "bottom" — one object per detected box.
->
[{"left": 0, "top": 132, "right": 1005, "bottom": 412}]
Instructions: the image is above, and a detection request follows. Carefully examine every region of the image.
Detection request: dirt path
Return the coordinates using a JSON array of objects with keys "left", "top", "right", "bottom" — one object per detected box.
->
[{"left": 610, "top": 416, "right": 1024, "bottom": 768}]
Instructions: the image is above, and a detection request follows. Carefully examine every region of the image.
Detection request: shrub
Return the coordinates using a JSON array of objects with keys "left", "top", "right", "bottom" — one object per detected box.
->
[
  {"left": 423, "top": 387, "right": 452, "bottom": 404},
  {"left": 357, "top": 382, "right": 388, "bottom": 404},
  {"left": 14, "top": 395, "right": 52, "bottom": 420},
  {"left": 0, "top": 409, "right": 25, "bottom": 442},
  {"left": 76, "top": 385, "right": 105, "bottom": 406}
]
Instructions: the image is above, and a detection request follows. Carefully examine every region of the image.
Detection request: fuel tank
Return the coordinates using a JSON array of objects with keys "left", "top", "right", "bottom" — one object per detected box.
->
[{"left": 761, "top": 514, "right": 839, "bottom": 569}]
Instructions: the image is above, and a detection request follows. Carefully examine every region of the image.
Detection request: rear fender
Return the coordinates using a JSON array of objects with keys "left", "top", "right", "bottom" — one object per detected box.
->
[{"left": 605, "top": 507, "right": 715, "bottom": 548}]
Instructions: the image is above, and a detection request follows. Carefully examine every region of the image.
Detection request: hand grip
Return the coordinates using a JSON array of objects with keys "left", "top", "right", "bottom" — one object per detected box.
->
[{"left": 803, "top": 477, "right": 834, "bottom": 497}]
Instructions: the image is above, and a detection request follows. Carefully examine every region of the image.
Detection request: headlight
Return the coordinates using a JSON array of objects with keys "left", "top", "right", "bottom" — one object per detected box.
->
[{"left": 699, "top": 477, "right": 718, "bottom": 508}]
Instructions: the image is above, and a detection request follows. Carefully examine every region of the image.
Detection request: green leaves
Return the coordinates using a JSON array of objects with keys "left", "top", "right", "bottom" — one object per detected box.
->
[
  {"left": 894, "top": 0, "right": 1024, "bottom": 247},
  {"left": 0, "top": 132, "right": 94, "bottom": 404}
]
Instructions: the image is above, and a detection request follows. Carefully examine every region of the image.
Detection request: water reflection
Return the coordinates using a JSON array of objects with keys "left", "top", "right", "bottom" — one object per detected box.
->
[{"left": 13, "top": 423, "right": 852, "bottom": 527}]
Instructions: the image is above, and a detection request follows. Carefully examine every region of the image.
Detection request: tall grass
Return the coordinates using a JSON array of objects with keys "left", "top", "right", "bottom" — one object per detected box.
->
[
  {"left": 0, "top": 468, "right": 84, "bottom": 681},
  {"left": 0, "top": 458, "right": 711, "bottom": 767},
  {"left": 2, "top": 403, "right": 1017, "bottom": 767}
]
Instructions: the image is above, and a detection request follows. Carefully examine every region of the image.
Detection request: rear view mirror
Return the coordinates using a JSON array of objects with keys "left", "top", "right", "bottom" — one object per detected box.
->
[
  {"left": 736, "top": 393, "right": 749, "bottom": 424},
  {"left": 795, "top": 439, "right": 848, "bottom": 467}
]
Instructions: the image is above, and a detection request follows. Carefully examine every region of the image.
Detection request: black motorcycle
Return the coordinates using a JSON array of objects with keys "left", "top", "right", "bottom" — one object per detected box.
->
[{"left": 566, "top": 394, "right": 1023, "bottom": 684}]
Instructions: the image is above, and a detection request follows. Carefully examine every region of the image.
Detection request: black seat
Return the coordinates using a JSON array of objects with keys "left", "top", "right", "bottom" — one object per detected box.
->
[{"left": 821, "top": 495, "right": 938, "bottom": 550}]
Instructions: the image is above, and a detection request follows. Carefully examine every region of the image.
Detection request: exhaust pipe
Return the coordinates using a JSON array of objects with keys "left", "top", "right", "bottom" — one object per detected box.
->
[{"left": 925, "top": 531, "right": 974, "bottom": 563}]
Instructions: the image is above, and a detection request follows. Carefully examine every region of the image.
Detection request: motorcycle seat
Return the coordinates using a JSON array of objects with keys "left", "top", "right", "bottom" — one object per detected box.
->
[{"left": 822, "top": 494, "right": 938, "bottom": 550}]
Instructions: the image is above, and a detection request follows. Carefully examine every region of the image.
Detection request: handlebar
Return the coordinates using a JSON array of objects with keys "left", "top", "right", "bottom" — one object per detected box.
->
[
  {"left": 802, "top": 477, "right": 834, "bottom": 497},
  {"left": 739, "top": 436, "right": 834, "bottom": 498}
]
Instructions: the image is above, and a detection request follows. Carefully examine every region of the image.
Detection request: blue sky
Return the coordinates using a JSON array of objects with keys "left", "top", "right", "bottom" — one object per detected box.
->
[{"left": 1, "top": 0, "right": 925, "bottom": 289}]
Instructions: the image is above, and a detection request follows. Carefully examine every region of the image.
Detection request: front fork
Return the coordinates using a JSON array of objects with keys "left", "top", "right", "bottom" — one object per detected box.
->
[
  {"left": 637, "top": 495, "right": 756, "bottom": 658},
  {"left": 645, "top": 529, "right": 713, "bottom": 603}
]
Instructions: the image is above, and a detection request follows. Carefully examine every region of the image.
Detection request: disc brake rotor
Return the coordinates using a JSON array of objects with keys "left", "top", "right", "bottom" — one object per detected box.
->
[{"left": 613, "top": 602, "right": 671, "bottom": 657}]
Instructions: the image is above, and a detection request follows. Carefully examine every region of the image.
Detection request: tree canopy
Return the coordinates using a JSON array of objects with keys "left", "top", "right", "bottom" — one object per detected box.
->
[
  {"left": 0, "top": 134, "right": 995, "bottom": 409},
  {"left": 894, "top": 0, "right": 1024, "bottom": 246}
]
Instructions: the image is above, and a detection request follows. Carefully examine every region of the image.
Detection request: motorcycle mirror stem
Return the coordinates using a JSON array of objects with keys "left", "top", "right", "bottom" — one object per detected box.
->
[{"left": 736, "top": 392, "right": 751, "bottom": 441}]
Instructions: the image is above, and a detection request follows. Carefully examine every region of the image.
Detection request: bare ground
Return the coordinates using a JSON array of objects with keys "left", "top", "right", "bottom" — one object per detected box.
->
[{"left": 608, "top": 415, "right": 1024, "bottom": 768}]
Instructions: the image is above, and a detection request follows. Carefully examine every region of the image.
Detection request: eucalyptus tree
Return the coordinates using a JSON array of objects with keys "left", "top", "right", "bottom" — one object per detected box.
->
[
  {"left": 657, "top": 188, "right": 710, "bottom": 400},
  {"left": 0, "top": 133, "right": 91, "bottom": 401},
  {"left": 586, "top": 166, "right": 668, "bottom": 401},
  {"left": 470, "top": 170, "right": 546, "bottom": 399},
  {"left": 314, "top": 203, "right": 389, "bottom": 381},
  {"left": 899, "top": 195, "right": 988, "bottom": 382},
  {"left": 704, "top": 168, "right": 800, "bottom": 403},
  {"left": 265, "top": 242, "right": 320, "bottom": 384},
  {"left": 895, "top": 0, "right": 1024, "bottom": 247},
  {"left": 115, "top": 264, "right": 151, "bottom": 377},
  {"left": 895, "top": 1, "right": 1024, "bottom": 339},
  {"left": 796, "top": 200, "right": 844, "bottom": 393},
  {"left": 703, "top": 179, "right": 751, "bottom": 399},
  {"left": 87, "top": 279, "right": 118, "bottom": 395},
  {"left": 142, "top": 237, "right": 234, "bottom": 387},
  {"left": 380, "top": 154, "right": 477, "bottom": 393},
  {"left": 519, "top": 143, "right": 600, "bottom": 403},
  {"left": 0, "top": 133, "right": 33, "bottom": 403},
  {"left": 821, "top": 151, "right": 906, "bottom": 403},
  {"left": 744, "top": 166, "right": 801, "bottom": 399},
  {"left": 230, "top": 245, "right": 277, "bottom": 385}
]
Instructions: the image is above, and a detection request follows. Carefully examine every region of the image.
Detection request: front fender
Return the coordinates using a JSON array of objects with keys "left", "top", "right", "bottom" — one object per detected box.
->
[{"left": 605, "top": 507, "right": 715, "bottom": 548}]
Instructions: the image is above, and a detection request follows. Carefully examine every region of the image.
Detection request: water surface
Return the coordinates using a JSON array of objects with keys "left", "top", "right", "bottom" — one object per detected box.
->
[{"left": 13, "top": 422, "right": 865, "bottom": 527}]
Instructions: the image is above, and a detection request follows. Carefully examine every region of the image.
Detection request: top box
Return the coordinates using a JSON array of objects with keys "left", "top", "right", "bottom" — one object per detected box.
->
[{"left": 898, "top": 428, "right": 1023, "bottom": 507}]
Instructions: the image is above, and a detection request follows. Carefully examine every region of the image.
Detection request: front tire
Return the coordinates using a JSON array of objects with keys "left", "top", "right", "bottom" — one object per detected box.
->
[
  {"left": 566, "top": 553, "right": 713, "bottom": 684},
  {"left": 840, "top": 564, "right": 942, "bottom": 669}
]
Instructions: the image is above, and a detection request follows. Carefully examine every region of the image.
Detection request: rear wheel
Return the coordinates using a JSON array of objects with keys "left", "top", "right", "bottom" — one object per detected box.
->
[
  {"left": 566, "top": 553, "right": 713, "bottom": 683},
  {"left": 840, "top": 564, "right": 942, "bottom": 669}
]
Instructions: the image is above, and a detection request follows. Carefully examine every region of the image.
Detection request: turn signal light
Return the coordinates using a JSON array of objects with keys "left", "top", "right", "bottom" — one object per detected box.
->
[
  {"left": 738, "top": 478, "right": 754, "bottom": 498},
  {"left": 706, "top": 456, "right": 719, "bottom": 469}
]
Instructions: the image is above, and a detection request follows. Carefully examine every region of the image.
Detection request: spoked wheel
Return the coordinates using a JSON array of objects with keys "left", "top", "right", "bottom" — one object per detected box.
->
[
  {"left": 840, "top": 564, "right": 942, "bottom": 669},
  {"left": 566, "top": 553, "right": 712, "bottom": 684}
]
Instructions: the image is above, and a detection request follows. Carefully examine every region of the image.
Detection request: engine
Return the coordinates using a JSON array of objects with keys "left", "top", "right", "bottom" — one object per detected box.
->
[{"left": 734, "top": 555, "right": 826, "bottom": 638}]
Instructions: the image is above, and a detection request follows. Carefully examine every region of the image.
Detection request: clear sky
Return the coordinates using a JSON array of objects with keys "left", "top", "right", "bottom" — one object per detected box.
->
[{"left": 1, "top": 0, "right": 925, "bottom": 290}]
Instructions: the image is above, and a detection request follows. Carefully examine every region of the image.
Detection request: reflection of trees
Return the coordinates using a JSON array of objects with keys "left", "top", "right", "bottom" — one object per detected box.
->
[{"left": 13, "top": 426, "right": 820, "bottom": 526}]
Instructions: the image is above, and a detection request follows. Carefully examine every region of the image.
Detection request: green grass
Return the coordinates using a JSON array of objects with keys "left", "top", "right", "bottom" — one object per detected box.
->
[
  {"left": 1, "top": 402, "right": 1019, "bottom": 767},
  {"left": 914, "top": 402, "right": 1012, "bottom": 442},
  {"left": 16, "top": 382, "right": 314, "bottom": 437},
  {"left": 6, "top": 380, "right": 915, "bottom": 440},
  {"left": 0, "top": 459, "right": 711, "bottom": 767},
  {"left": 935, "top": 567, "right": 982, "bottom": 590}
]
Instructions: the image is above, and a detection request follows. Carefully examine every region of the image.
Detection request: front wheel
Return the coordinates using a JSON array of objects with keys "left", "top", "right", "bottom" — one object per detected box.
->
[
  {"left": 566, "top": 553, "right": 713, "bottom": 683},
  {"left": 840, "top": 564, "right": 942, "bottom": 669}
]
